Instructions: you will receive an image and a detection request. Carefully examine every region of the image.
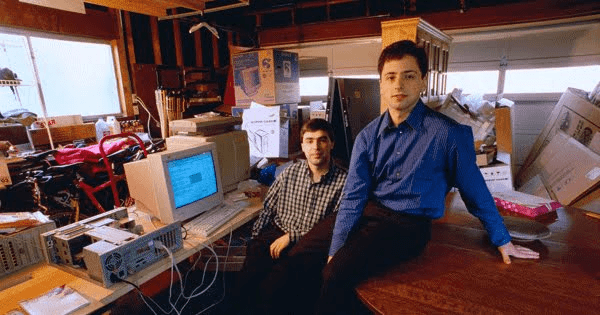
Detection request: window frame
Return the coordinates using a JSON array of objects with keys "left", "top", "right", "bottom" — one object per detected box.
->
[{"left": 0, "top": 26, "right": 125, "bottom": 121}]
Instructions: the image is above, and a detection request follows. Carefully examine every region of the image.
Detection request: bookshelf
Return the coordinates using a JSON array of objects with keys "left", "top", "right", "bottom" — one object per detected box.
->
[{"left": 381, "top": 17, "right": 453, "bottom": 110}]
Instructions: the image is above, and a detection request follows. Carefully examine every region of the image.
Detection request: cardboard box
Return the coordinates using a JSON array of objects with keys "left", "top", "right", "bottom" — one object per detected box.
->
[
  {"left": 29, "top": 123, "right": 96, "bottom": 146},
  {"left": 519, "top": 131, "right": 600, "bottom": 205},
  {"left": 240, "top": 106, "right": 300, "bottom": 158},
  {"left": 479, "top": 162, "right": 513, "bottom": 192},
  {"left": 232, "top": 49, "right": 300, "bottom": 106},
  {"left": 232, "top": 103, "right": 299, "bottom": 120},
  {"left": 476, "top": 148, "right": 495, "bottom": 166},
  {"left": 517, "top": 88, "right": 600, "bottom": 187},
  {"left": 31, "top": 115, "right": 83, "bottom": 129},
  {"left": 571, "top": 187, "right": 600, "bottom": 214},
  {"left": 310, "top": 110, "right": 327, "bottom": 120}
]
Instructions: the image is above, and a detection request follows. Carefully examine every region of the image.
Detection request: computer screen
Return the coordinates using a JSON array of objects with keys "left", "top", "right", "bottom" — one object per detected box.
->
[
  {"left": 167, "top": 151, "right": 218, "bottom": 209},
  {"left": 124, "top": 142, "right": 224, "bottom": 224}
]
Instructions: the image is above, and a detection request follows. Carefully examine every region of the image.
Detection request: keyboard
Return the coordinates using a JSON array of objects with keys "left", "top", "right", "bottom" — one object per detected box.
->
[{"left": 184, "top": 202, "right": 246, "bottom": 237}]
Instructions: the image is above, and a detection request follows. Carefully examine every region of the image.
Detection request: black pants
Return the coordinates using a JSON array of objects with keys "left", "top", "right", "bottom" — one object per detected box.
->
[
  {"left": 290, "top": 201, "right": 432, "bottom": 315},
  {"left": 234, "top": 214, "right": 339, "bottom": 315},
  {"left": 232, "top": 222, "right": 287, "bottom": 314}
]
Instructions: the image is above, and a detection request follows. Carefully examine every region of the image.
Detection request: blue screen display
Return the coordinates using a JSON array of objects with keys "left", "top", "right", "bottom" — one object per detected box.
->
[{"left": 167, "top": 151, "right": 218, "bottom": 209}]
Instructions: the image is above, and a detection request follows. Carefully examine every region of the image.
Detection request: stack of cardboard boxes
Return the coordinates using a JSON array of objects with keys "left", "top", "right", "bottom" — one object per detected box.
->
[
  {"left": 231, "top": 49, "right": 301, "bottom": 158},
  {"left": 437, "top": 94, "right": 514, "bottom": 193},
  {"left": 516, "top": 87, "right": 600, "bottom": 213}
]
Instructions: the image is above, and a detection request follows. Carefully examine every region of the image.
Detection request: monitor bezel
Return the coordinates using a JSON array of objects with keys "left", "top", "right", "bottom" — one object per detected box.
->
[{"left": 149, "top": 142, "right": 224, "bottom": 224}]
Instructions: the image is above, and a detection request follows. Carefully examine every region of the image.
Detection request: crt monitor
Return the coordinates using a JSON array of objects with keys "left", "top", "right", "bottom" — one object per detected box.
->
[
  {"left": 123, "top": 142, "right": 224, "bottom": 224},
  {"left": 165, "top": 131, "right": 250, "bottom": 193}
]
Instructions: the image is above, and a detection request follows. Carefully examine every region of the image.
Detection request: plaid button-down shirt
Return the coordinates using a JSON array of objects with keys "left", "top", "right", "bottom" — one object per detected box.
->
[{"left": 252, "top": 160, "right": 347, "bottom": 243}]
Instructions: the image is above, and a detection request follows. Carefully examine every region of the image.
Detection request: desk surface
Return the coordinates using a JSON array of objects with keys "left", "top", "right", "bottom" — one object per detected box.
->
[
  {"left": 356, "top": 193, "right": 600, "bottom": 314},
  {"left": 0, "top": 196, "right": 263, "bottom": 315}
]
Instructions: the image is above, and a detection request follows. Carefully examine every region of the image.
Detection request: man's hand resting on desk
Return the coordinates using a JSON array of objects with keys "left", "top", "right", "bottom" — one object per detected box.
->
[
  {"left": 498, "top": 242, "right": 540, "bottom": 264},
  {"left": 270, "top": 233, "right": 290, "bottom": 259}
]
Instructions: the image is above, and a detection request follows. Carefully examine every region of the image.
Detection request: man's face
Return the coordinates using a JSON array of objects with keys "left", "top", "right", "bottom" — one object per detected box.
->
[
  {"left": 301, "top": 130, "right": 334, "bottom": 169},
  {"left": 380, "top": 56, "right": 426, "bottom": 115}
]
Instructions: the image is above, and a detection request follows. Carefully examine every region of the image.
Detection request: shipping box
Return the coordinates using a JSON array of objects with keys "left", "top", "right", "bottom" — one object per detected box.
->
[
  {"left": 29, "top": 123, "right": 96, "bottom": 146},
  {"left": 519, "top": 131, "right": 600, "bottom": 205},
  {"left": 240, "top": 105, "right": 300, "bottom": 158},
  {"left": 479, "top": 162, "right": 513, "bottom": 192},
  {"left": 516, "top": 87, "right": 600, "bottom": 187},
  {"left": 232, "top": 49, "right": 300, "bottom": 106}
]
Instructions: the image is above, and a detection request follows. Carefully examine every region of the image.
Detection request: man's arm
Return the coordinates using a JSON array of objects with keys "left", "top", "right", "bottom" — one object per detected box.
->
[
  {"left": 328, "top": 132, "right": 372, "bottom": 257},
  {"left": 251, "top": 175, "right": 281, "bottom": 239},
  {"left": 449, "top": 125, "right": 539, "bottom": 263}
]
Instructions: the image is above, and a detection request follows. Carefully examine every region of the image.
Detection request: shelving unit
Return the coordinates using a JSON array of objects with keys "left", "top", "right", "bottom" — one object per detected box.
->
[
  {"left": 0, "top": 79, "right": 54, "bottom": 151},
  {"left": 0, "top": 79, "right": 22, "bottom": 86},
  {"left": 183, "top": 67, "right": 222, "bottom": 106},
  {"left": 381, "top": 17, "right": 453, "bottom": 110}
]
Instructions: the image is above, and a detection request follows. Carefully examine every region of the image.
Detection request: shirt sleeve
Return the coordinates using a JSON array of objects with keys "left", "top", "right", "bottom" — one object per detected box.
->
[
  {"left": 328, "top": 132, "right": 372, "bottom": 257},
  {"left": 449, "top": 125, "right": 511, "bottom": 247},
  {"left": 251, "top": 174, "right": 281, "bottom": 239}
]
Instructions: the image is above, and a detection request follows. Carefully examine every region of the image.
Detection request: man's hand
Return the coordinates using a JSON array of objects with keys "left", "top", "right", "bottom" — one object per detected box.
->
[
  {"left": 327, "top": 256, "right": 333, "bottom": 264},
  {"left": 498, "top": 241, "right": 540, "bottom": 264},
  {"left": 270, "top": 233, "right": 291, "bottom": 259}
]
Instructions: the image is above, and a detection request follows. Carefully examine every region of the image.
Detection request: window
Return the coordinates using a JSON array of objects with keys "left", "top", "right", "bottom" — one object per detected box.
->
[
  {"left": 504, "top": 66, "right": 600, "bottom": 94},
  {"left": 300, "top": 77, "right": 329, "bottom": 96},
  {"left": 446, "top": 70, "right": 499, "bottom": 95},
  {"left": 0, "top": 30, "right": 120, "bottom": 119}
]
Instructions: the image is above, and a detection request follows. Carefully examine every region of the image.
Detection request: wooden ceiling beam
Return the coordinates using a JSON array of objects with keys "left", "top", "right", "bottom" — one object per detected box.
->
[
  {"left": 258, "top": 0, "right": 600, "bottom": 47},
  {"left": 154, "top": 0, "right": 205, "bottom": 11},
  {"left": 85, "top": 0, "right": 168, "bottom": 16}
]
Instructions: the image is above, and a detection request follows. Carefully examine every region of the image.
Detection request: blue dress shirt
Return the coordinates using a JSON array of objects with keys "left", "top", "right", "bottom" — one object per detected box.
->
[{"left": 329, "top": 101, "right": 511, "bottom": 257}]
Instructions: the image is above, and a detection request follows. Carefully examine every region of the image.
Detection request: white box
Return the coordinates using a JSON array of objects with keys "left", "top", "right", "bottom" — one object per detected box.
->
[
  {"left": 32, "top": 115, "right": 83, "bottom": 129},
  {"left": 310, "top": 110, "right": 327, "bottom": 120},
  {"left": 479, "top": 162, "right": 513, "bottom": 192},
  {"left": 517, "top": 88, "right": 600, "bottom": 187},
  {"left": 241, "top": 106, "right": 298, "bottom": 158},
  {"left": 519, "top": 131, "right": 600, "bottom": 205}
]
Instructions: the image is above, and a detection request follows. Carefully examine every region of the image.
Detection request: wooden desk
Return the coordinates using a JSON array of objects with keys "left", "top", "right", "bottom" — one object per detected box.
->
[
  {"left": 0, "top": 196, "right": 263, "bottom": 315},
  {"left": 356, "top": 193, "right": 600, "bottom": 314}
]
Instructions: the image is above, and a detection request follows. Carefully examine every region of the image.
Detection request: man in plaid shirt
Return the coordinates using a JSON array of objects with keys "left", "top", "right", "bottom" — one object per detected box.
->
[{"left": 233, "top": 118, "right": 347, "bottom": 314}]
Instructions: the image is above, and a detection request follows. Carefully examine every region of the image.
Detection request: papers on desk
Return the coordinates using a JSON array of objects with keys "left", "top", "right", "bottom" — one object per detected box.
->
[
  {"left": 19, "top": 285, "right": 89, "bottom": 315},
  {"left": 0, "top": 211, "right": 51, "bottom": 229}
]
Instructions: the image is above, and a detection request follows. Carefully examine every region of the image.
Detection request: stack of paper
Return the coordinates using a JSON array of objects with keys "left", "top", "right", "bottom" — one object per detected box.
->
[{"left": 19, "top": 285, "right": 89, "bottom": 315}]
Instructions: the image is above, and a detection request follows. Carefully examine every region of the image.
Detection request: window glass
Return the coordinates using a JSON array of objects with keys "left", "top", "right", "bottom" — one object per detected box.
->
[
  {"left": 446, "top": 70, "right": 499, "bottom": 95},
  {"left": 30, "top": 37, "right": 120, "bottom": 117},
  {"left": 0, "top": 33, "right": 42, "bottom": 116},
  {"left": 504, "top": 66, "right": 600, "bottom": 93},
  {"left": 300, "top": 77, "right": 329, "bottom": 96}
]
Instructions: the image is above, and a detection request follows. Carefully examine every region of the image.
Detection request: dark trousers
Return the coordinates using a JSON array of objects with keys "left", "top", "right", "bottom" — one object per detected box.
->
[
  {"left": 293, "top": 201, "right": 432, "bottom": 315},
  {"left": 233, "top": 214, "right": 339, "bottom": 315},
  {"left": 232, "top": 222, "right": 287, "bottom": 314}
]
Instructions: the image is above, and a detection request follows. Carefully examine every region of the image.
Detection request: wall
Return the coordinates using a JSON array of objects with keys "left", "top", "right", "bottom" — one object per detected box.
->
[{"left": 267, "top": 17, "right": 600, "bottom": 176}]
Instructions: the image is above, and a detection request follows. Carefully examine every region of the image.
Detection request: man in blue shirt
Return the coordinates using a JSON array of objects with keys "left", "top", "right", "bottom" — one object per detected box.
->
[{"left": 287, "top": 40, "right": 540, "bottom": 315}]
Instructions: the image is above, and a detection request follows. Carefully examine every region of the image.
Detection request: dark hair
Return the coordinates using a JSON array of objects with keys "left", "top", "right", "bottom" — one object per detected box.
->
[
  {"left": 301, "top": 118, "right": 334, "bottom": 143},
  {"left": 378, "top": 40, "right": 428, "bottom": 78}
]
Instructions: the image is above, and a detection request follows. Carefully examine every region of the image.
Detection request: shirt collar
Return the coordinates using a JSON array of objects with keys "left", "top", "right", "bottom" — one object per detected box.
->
[
  {"left": 378, "top": 100, "right": 426, "bottom": 137},
  {"left": 302, "top": 159, "right": 337, "bottom": 183}
]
